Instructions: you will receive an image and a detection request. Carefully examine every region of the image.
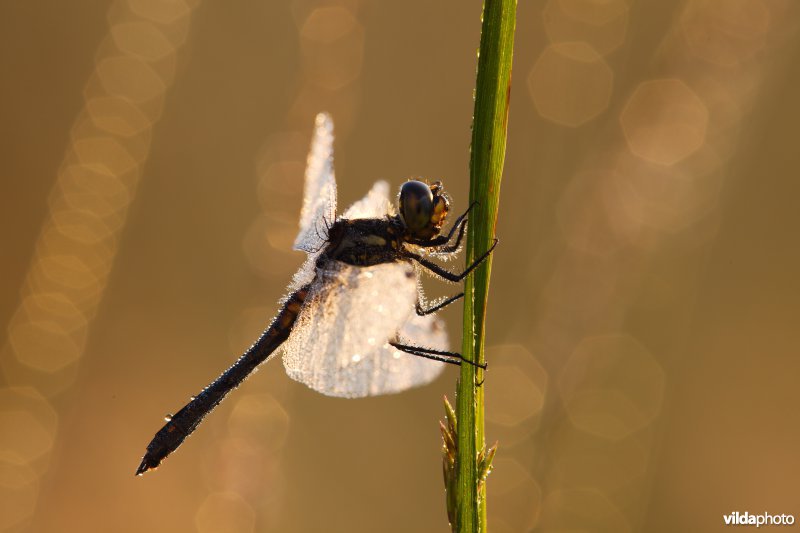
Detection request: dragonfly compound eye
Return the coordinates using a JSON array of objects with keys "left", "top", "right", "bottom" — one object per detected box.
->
[{"left": 399, "top": 180, "right": 435, "bottom": 235}]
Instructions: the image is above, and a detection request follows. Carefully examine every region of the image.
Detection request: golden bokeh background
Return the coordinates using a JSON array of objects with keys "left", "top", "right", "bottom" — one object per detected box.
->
[{"left": 1, "top": 1, "right": 799, "bottom": 531}]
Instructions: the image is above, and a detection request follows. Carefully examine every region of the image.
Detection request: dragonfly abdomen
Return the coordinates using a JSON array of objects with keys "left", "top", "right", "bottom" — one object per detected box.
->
[{"left": 135, "top": 284, "right": 311, "bottom": 475}]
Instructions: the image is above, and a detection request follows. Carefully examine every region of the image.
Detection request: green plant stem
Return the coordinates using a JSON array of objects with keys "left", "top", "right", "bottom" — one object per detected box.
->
[{"left": 455, "top": 0, "right": 516, "bottom": 531}]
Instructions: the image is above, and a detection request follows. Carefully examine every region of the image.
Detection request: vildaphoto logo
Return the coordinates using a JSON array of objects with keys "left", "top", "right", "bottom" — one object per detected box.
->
[{"left": 724, "top": 512, "right": 795, "bottom": 527}]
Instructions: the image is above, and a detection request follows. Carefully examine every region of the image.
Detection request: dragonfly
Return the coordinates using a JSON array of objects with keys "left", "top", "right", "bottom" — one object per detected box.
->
[{"left": 135, "top": 113, "right": 497, "bottom": 475}]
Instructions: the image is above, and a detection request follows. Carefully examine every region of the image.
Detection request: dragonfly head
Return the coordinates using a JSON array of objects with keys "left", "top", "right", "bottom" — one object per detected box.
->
[{"left": 398, "top": 180, "right": 450, "bottom": 241}]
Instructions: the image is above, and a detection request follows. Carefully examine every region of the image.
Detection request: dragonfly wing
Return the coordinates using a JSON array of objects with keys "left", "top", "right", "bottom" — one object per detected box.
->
[
  {"left": 282, "top": 262, "right": 446, "bottom": 397},
  {"left": 343, "top": 180, "right": 392, "bottom": 220},
  {"left": 293, "top": 112, "right": 337, "bottom": 254}
]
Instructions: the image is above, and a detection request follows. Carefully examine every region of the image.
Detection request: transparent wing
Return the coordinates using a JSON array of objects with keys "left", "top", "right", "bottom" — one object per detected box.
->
[
  {"left": 343, "top": 180, "right": 392, "bottom": 220},
  {"left": 293, "top": 112, "right": 337, "bottom": 254},
  {"left": 282, "top": 262, "right": 447, "bottom": 397}
]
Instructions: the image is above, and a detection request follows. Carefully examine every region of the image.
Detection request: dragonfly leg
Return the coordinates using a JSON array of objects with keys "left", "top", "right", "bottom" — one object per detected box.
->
[
  {"left": 411, "top": 201, "right": 475, "bottom": 249},
  {"left": 415, "top": 292, "right": 464, "bottom": 316},
  {"left": 434, "top": 215, "right": 467, "bottom": 254},
  {"left": 390, "top": 343, "right": 461, "bottom": 367},
  {"left": 390, "top": 340, "right": 487, "bottom": 370},
  {"left": 449, "top": 201, "right": 477, "bottom": 237},
  {"left": 404, "top": 238, "right": 498, "bottom": 282}
]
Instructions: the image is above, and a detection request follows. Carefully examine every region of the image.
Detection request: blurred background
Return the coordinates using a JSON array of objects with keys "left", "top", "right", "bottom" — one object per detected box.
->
[{"left": 1, "top": 0, "right": 799, "bottom": 531}]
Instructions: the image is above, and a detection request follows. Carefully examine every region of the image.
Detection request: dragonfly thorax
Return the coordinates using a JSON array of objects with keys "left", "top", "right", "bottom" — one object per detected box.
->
[{"left": 322, "top": 218, "right": 406, "bottom": 267}]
